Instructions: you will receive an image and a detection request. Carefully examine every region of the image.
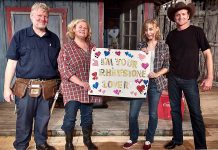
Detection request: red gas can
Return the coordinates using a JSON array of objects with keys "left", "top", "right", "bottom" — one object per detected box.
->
[{"left": 158, "top": 94, "right": 185, "bottom": 120}]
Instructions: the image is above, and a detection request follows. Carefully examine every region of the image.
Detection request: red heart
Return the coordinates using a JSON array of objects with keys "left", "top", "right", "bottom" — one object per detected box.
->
[
  {"left": 92, "top": 72, "right": 98, "bottom": 80},
  {"left": 115, "top": 51, "right": 121, "bottom": 56},
  {"left": 92, "top": 72, "right": 97, "bottom": 76},
  {"left": 136, "top": 85, "right": 145, "bottom": 93},
  {"left": 95, "top": 51, "right": 101, "bottom": 58}
]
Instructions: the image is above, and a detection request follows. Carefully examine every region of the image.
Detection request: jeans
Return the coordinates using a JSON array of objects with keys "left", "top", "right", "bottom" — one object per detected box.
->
[
  {"left": 146, "top": 80, "right": 161, "bottom": 142},
  {"left": 14, "top": 94, "right": 52, "bottom": 150},
  {"left": 61, "top": 101, "right": 93, "bottom": 132},
  {"left": 129, "top": 80, "right": 161, "bottom": 143},
  {"left": 168, "top": 73, "right": 207, "bottom": 149}
]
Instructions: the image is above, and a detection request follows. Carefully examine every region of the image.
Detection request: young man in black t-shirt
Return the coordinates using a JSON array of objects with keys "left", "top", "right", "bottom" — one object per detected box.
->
[{"left": 164, "top": 2, "right": 213, "bottom": 150}]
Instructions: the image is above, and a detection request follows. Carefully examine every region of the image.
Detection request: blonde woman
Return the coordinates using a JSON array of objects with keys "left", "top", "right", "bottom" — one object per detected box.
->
[
  {"left": 58, "top": 19, "right": 101, "bottom": 150},
  {"left": 123, "top": 19, "right": 169, "bottom": 150}
]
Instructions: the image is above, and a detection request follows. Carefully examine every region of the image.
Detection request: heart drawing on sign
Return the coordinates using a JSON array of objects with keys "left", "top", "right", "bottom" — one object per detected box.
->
[
  {"left": 137, "top": 85, "right": 145, "bottom": 93},
  {"left": 141, "top": 63, "right": 149, "bottom": 69},
  {"left": 130, "top": 91, "right": 137, "bottom": 96},
  {"left": 113, "top": 89, "right": 121, "bottom": 95},
  {"left": 135, "top": 79, "right": 143, "bottom": 84},
  {"left": 138, "top": 53, "right": 145, "bottom": 61},
  {"left": 143, "top": 80, "right": 149, "bottom": 85},
  {"left": 92, "top": 72, "right": 98, "bottom": 80},
  {"left": 92, "top": 59, "right": 98, "bottom": 66},
  {"left": 104, "top": 51, "right": 110, "bottom": 56},
  {"left": 115, "top": 51, "right": 121, "bottom": 56},
  {"left": 93, "top": 82, "right": 99, "bottom": 89},
  {"left": 95, "top": 51, "right": 101, "bottom": 58},
  {"left": 101, "top": 89, "right": 106, "bottom": 94},
  {"left": 125, "top": 51, "right": 133, "bottom": 58}
]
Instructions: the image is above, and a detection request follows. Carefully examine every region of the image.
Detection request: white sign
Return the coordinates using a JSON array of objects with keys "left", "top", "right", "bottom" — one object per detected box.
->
[{"left": 88, "top": 48, "right": 151, "bottom": 98}]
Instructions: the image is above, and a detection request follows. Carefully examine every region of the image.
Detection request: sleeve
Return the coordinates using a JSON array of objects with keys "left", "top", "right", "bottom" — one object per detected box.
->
[
  {"left": 197, "top": 27, "right": 210, "bottom": 52},
  {"left": 57, "top": 46, "right": 76, "bottom": 80},
  {"left": 162, "top": 43, "right": 170, "bottom": 69},
  {"left": 165, "top": 33, "right": 170, "bottom": 45},
  {"left": 6, "top": 32, "right": 20, "bottom": 60}
]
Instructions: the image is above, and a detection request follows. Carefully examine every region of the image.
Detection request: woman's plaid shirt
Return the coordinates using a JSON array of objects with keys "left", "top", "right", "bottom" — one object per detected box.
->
[
  {"left": 137, "top": 41, "right": 170, "bottom": 91},
  {"left": 58, "top": 40, "right": 102, "bottom": 104}
]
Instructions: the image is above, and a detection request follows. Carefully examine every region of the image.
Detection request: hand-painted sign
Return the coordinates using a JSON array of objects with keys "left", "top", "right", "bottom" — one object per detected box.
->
[{"left": 88, "top": 48, "right": 151, "bottom": 98}]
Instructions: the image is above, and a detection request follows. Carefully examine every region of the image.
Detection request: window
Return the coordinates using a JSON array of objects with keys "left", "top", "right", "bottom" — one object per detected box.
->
[
  {"left": 121, "top": 8, "right": 137, "bottom": 50},
  {"left": 6, "top": 7, "right": 67, "bottom": 45}
]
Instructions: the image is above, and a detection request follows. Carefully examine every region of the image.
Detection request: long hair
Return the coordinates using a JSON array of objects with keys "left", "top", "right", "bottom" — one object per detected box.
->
[
  {"left": 66, "top": 19, "right": 92, "bottom": 41},
  {"left": 142, "top": 19, "right": 161, "bottom": 41}
]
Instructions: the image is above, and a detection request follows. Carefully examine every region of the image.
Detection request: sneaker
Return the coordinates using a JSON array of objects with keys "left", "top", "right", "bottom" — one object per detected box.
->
[
  {"left": 123, "top": 140, "right": 137, "bottom": 149},
  {"left": 143, "top": 141, "right": 151, "bottom": 150}
]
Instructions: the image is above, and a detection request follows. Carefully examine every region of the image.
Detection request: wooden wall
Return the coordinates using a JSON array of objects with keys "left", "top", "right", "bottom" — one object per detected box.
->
[
  {"left": 0, "top": 0, "right": 100, "bottom": 102},
  {"left": 0, "top": 1, "right": 8, "bottom": 103}
]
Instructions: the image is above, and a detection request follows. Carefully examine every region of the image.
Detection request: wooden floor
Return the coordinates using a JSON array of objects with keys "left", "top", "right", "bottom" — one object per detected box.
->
[
  {"left": 0, "top": 87, "right": 218, "bottom": 150},
  {"left": 0, "top": 132, "right": 218, "bottom": 150}
]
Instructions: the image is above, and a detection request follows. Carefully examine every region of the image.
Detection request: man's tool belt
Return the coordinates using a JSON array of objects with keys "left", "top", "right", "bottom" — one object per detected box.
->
[{"left": 12, "top": 78, "right": 59, "bottom": 100}]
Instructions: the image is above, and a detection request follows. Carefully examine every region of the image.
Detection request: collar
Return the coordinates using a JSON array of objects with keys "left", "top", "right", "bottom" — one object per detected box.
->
[{"left": 27, "top": 24, "right": 50, "bottom": 37}]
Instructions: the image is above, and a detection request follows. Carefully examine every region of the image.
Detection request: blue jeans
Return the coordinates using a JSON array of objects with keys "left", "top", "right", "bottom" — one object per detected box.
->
[
  {"left": 14, "top": 94, "right": 52, "bottom": 150},
  {"left": 168, "top": 73, "right": 207, "bottom": 149},
  {"left": 129, "top": 80, "right": 161, "bottom": 143},
  {"left": 61, "top": 101, "right": 93, "bottom": 132}
]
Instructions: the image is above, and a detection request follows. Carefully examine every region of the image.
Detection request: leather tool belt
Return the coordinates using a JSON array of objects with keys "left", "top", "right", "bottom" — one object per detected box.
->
[{"left": 12, "top": 78, "right": 59, "bottom": 100}]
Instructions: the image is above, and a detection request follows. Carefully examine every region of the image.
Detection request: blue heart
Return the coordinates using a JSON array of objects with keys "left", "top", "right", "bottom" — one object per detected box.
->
[
  {"left": 128, "top": 54, "right": 133, "bottom": 58},
  {"left": 125, "top": 51, "right": 129, "bottom": 56},
  {"left": 93, "top": 82, "right": 99, "bottom": 89},
  {"left": 104, "top": 51, "right": 110, "bottom": 56},
  {"left": 125, "top": 51, "right": 133, "bottom": 58},
  {"left": 143, "top": 80, "right": 149, "bottom": 85}
]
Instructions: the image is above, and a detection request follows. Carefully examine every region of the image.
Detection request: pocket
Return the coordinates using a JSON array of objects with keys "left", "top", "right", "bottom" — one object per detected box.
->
[
  {"left": 42, "top": 80, "right": 58, "bottom": 100},
  {"left": 28, "top": 84, "right": 42, "bottom": 98},
  {"left": 12, "top": 80, "right": 28, "bottom": 98},
  {"left": 19, "top": 47, "right": 32, "bottom": 66}
]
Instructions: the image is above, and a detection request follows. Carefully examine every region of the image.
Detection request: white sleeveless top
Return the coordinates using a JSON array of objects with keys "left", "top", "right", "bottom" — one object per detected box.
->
[{"left": 150, "top": 50, "right": 155, "bottom": 72}]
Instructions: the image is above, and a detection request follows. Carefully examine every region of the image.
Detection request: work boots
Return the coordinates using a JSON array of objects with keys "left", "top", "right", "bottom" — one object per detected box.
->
[
  {"left": 82, "top": 126, "right": 98, "bottom": 150},
  {"left": 65, "top": 131, "right": 74, "bottom": 150}
]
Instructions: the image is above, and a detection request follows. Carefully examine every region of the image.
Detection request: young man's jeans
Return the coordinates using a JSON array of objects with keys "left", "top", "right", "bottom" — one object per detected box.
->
[
  {"left": 168, "top": 73, "right": 207, "bottom": 149},
  {"left": 61, "top": 101, "right": 93, "bottom": 132},
  {"left": 129, "top": 80, "right": 161, "bottom": 143}
]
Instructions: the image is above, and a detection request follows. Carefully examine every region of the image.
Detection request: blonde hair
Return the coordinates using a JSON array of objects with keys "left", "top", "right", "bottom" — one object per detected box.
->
[
  {"left": 142, "top": 19, "right": 161, "bottom": 41},
  {"left": 31, "top": 2, "right": 49, "bottom": 15},
  {"left": 66, "top": 19, "right": 92, "bottom": 41}
]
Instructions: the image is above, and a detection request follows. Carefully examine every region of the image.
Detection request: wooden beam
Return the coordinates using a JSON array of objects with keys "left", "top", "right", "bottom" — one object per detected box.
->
[{"left": 98, "top": 0, "right": 104, "bottom": 47}]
